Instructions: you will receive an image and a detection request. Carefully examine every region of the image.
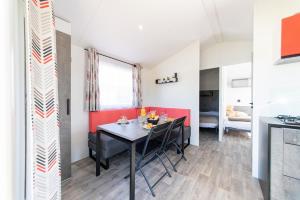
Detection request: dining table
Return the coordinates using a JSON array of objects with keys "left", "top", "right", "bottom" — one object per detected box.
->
[{"left": 95, "top": 119, "right": 185, "bottom": 200}]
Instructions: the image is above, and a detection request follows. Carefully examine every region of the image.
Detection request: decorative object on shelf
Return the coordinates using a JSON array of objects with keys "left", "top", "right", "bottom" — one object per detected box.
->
[{"left": 155, "top": 73, "right": 178, "bottom": 84}]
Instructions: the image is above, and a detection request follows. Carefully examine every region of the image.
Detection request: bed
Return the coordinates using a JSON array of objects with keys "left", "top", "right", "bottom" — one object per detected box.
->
[
  {"left": 224, "top": 118, "right": 251, "bottom": 132},
  {"left": 224, "top": 106, "right": 252, "bottom": 132},
  {"left": 199, "top": 111, "right": 219, "bottom": 131}
]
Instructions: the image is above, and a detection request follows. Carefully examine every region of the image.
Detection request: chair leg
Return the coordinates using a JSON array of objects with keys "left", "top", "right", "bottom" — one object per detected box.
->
[
  {"left": 177, "top": 137, "right": 190, "bottom": 154},
  {"left": 183, "top": 138, "right": 191, "bottom": 149},
  {"left": 156, "top": 153, "right": 172, "bottom": 177},
  {"left": 139, "top": 167, "right": 156, "bottom": 197},
  {"left": 163, "top": 151, "right": 177, "bottom": 172},
  {"left": 173, "top": 142, "right": 187, "bottom": 161},
  {"left": 89, "top": 148, "right": 93, "bottom": 158},
  {"left": 177, "top": 141, "right": 183, "bottom": 154},
  {"left": 137, "top": 154, "right": 171, "bottom": 197}
]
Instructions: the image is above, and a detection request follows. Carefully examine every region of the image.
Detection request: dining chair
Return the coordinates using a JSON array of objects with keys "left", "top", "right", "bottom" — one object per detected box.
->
[
  {"left": 162, "top": 116, "right": 187, "bottom": 172},
  {"left": 135, "top": 121, "right": 172, "bottom": 197}
]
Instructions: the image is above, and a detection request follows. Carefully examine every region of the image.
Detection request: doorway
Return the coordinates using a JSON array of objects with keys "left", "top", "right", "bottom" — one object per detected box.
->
[
  {"left": 199, "top": 68, "right": 220, "bottom": 142},
  {"left": 219, "top": 62, "right": 252, "bottom": 142}
]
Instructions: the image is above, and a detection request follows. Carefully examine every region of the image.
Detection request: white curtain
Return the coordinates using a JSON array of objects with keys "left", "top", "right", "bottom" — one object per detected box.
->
[
  {"left": 133, "top": 64, "right": 143, "bottom": 108},
  {"left": 85, "top": 48, "right": 100, "bottom": 111}
]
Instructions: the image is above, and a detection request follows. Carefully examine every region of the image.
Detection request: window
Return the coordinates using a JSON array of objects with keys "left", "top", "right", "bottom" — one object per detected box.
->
[{"left": 99, "top": 56, "right": 133, "bottom": 109}]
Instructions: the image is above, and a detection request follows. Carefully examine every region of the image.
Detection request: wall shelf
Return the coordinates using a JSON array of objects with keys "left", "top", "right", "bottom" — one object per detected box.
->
[{"left": 155, "top": 73, "right": 178, "bottom": 84}]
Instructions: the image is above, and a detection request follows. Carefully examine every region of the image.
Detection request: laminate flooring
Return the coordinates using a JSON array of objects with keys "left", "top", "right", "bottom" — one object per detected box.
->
[{"left": 62, "top": 129, "right": 263, "bottom": 200}]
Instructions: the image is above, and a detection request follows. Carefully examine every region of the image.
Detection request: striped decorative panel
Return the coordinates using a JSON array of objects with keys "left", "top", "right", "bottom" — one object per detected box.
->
[{"left": 25, "top": 0, "right": 61, "bottom": 199}]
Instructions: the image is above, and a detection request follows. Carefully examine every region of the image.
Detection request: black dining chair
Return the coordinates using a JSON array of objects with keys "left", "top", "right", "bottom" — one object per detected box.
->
[
  {"left": 135, "top": 121, "right": 172, "bottom": 197},
  {"left": 162, "top": 116, "right": 187, "bottom": 172}
]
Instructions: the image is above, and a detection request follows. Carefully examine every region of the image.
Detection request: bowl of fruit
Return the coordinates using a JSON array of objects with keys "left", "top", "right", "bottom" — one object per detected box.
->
[{"left": 147, "top": 112, "right": 159, "bottom": 125}]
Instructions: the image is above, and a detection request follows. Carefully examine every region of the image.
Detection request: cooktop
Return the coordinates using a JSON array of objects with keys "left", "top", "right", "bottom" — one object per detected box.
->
[{"left": 276, "top": 115, "right": 300, "bottom": 125}]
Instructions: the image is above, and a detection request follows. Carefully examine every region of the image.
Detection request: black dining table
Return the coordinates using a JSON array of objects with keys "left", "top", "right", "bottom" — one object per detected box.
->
[{"left": 95, "top": 119, "right": 185, "bottom": 200}]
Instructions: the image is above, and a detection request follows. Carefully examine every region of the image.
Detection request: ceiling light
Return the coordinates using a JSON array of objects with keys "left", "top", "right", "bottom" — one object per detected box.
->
[{"left": 138, "top": 25, "right": 143, "bottom": 31}]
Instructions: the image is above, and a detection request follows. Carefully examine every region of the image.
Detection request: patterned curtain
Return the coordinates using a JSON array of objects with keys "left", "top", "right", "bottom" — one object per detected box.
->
[
  {"left": 133, "top": 64, "right": 143, "bottom": 107},
  {"left": 25, "top": 0, "right": 61, "bottom": 199},
  {"left": 85, "top": 48, "right": 100, "bottom": 111}
]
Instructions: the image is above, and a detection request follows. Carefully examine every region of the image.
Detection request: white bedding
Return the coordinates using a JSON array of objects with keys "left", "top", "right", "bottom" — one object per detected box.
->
[
  {"left": 224, "top": 118, "right": 251, "bottom": 131},
  {"left": 199, "top": 122, "right": 218, "bottom": 128},
  {"left": 200, "top": 111, "right": 219, "bottom": 128}
]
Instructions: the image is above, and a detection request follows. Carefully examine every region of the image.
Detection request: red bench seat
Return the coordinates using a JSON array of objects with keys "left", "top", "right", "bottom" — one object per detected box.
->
[{"left": 89, "top": 108, "right": 139, "bottom": 133}]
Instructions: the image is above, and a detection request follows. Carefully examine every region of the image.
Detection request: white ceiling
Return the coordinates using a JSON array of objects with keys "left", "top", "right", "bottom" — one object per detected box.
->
[{"left": 54, "top": 0, "right": 253, "bottom": 67}]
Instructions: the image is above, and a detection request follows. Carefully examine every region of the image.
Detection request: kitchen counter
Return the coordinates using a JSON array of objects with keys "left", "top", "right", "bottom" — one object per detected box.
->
[
  {"left": 259, "top": 117, "right": 300, "bottom": 200},
  {"left": 260, "top": 117, "right": 300, "bottom": 130}
]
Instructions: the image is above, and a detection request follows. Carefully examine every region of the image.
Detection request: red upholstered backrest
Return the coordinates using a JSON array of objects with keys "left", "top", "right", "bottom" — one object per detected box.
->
[
  {"left": 146, "top": 107, "right": 191, "bottom": 126},
  {"left": 89, "top": 108, "right": 138, "bottom": 133},
  {"left": 89, "top": 107, "right": 191, "bottom": 133},
  {"left": 145, "top": 107, "right": 166, "bottom": 115}
]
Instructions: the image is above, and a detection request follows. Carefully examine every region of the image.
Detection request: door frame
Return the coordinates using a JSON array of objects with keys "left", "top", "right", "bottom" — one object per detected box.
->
[
  {"left": 218, "top": 62, "right": 253, "bottom": 142},
  {"left": 218, "top": 67, "right": 225, "bottom": 141}
]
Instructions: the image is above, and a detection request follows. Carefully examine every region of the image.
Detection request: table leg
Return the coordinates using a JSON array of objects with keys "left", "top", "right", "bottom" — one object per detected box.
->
[
  {"left": 130, "top": 142, "right": 136, "bottom": 200},
  {"left": 96, "top": 131, "right": 101, "bottom": 176}
]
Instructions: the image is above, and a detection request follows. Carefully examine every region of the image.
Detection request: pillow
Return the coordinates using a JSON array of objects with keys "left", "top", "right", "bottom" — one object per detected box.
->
[
  {"left": 200, "top": 116, "right": 218, "bottom": 124},
  {"left": 228, "top": 116, "right": 251, "bottom": 122},
  {"left": 226, "top": 105, "right": 234, "bottom": 112},
  {"left": 226, "top": 105, "right": 235, "bottom": 116},
  {"left": 235, "top": 111, "right": 249, "bottom": 118}
]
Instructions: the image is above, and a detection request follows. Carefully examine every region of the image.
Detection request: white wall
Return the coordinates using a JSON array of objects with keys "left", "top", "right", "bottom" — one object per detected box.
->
[
  {"left": 201, "top": 41, "right": 252, "bottom": 70},
  {"left": 55, "top": 16, "right": 71, "bottom": 35},
  {"left": 252, "top": 0, "right": 300, "bottom": 178},
  {"left": 200, "top": 41, "right": 252, "bottom": 142},
  {"left": 15, "top": 0, "right": 26, "bottom": 199},
  {"left": 225, "top": 87, "right": 252, "bottom": 106},
  {"left": 1, "top": 0, "right": 19, "bottom": 199},
  {"left": 224, "top": 63, "right": 252, "bottom": 107},
  {"left": 142, "top": 41, "right": 200, "bottom": 146},
  {"left": 141, "top": 67, "right": 153, "bottom": 106},
  {"left": 71, "top": 44, "right": 89, "bottom": 162}
]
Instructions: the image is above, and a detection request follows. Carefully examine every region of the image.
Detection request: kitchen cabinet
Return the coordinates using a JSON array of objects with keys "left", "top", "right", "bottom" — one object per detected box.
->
[{"left": 259, "top": 118, "right": 300, "bottom": 200}]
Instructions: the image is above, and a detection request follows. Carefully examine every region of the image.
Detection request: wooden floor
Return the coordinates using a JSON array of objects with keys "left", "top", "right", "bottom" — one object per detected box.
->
[{"left": 62, "top": 130, "right": 263, "bottom": 200}]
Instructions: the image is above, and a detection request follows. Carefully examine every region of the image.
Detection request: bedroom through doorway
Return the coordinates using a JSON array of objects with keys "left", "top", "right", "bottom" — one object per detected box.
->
[
  {"left": 220, "top": 62, "right": 253, "bottom": 141},
  {"left": 199, "top": 68, "right": 220, "bottom": 142},
  {"left": 198, "top": 63, "right": 253, "bottom": 175},
  {"left": 199, "top": 63, "right": 253, "bottom": 144}
]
